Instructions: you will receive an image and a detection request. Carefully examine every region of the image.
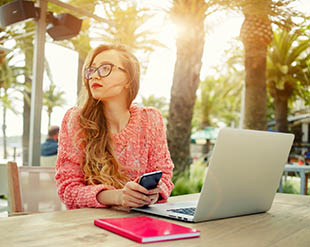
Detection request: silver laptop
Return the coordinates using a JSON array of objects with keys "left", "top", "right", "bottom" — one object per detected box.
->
[{"left": 133, "top": 128, "right": 294, "bottom": 222}]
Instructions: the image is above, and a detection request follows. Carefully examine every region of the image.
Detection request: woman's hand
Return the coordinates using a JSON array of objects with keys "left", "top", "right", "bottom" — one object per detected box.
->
[
  {"left": 119, "top": 181, "right": 151, "bottom": 208},
  {"left": 119, "top": 182, "right": 161, "bottom": 208},
  {"left": 146, "top": 187, "right": 161, "bottom": 205},
  {"left": 97, "top": 181, "right": 161, "bottom": 208}
]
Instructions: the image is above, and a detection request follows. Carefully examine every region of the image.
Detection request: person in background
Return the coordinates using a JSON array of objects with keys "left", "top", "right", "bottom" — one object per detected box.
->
[
  {"left": 55, "top": 43, "right": 174, "bottom": 210},
  {"left": 40, "top": 125, "right": 59, "bottom": 166}
]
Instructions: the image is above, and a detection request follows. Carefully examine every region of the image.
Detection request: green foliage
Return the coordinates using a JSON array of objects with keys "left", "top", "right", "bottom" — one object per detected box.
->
[
  {"left": 0, "top": 51, "right": 25, "bottom": 158},
  {"left": 267, "top": 27, "right": 310, "bottom": 115},
  {"left": 98, "top": 1, "right": 165, "bottom": 52},
  {"left": 48, "top": 0, "right": 96, "bottom": 59},
  {"left": 192, "top": 38, "right": 243, "bottom": 130},
  {"left": 0, "top": 52, "right": 24, "bottom": 114},
  {"left": 141, "top": 94, "right": 168, "bottom": 120},
  {"left": 193, "top": 74, "right": 242, "bottom": 130},
  {"left": 43, "top": 84, "right": 66, "bottom": 128},
  {"left": 173, "top": 162, "right": 302, "bottom": 196},
  {"left": 42, "top": 52, "right": 66, "bottom": 127},
  {"left": 0, "top": 194, "right": 7, "bottom": 200},
  {"left": 43, "top": 84, "right": 66, "bottom": 110},
  {"left": 171, "top": 157, "right": 207, "bottom": 196},
  {"left": 278, "top": 180, "right": 299, "bottom": 194}
]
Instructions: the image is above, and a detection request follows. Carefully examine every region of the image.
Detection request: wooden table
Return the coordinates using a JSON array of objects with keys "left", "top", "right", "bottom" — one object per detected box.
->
[
  {"left": 279, "top": 164, "right": 310, "bottom": 195},
  {"left": 1, "top": 193, "right": 310, "bottom": 247}
]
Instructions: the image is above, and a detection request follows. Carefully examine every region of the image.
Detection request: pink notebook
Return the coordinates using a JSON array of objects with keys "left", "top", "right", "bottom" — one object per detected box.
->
[{"left": 94, "top": 216, "right": 200, "bottom": 244}]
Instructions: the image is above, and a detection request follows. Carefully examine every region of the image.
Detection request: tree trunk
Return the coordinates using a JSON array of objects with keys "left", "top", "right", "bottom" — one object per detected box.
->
[
  {"left": 22, "top": 50, "right": 33, "bottom": 166},
  {"left": 167, "top": 9, "right": 205, "bottom": 174},
  {"left": 200, "top": 118, "right": 211, "bottom": 129},
  {"left": 201, "top": 104, "right": 211, "bottom": 129},
  {"left": 243, "top": 44, "right": 268, "bottom": 130},
  {"left": 22, "top": 93, "right": 31, "bottom": 165},
  {"left": 269, "top": 82, "right": 292, "bottom": 133},
  {"left": 2, "top": 102, "right": 7, "bottom": 159},
  {"left": 274, "top": 93, "right": 289, "bottom": 133},
  {"left": 48, "top": 110, "right": 52, "bottom": 129},
  {"left": 240, "top": 14, "right": 273, "bottom": 130}
]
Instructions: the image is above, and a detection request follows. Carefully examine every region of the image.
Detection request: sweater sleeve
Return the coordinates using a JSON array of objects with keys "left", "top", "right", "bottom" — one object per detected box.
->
[
  {"left": 55, "top": 107, "right": 114, "bottom": 209},
  {"left": 146, "top": 108, "right": 174, "bottom": 203}
]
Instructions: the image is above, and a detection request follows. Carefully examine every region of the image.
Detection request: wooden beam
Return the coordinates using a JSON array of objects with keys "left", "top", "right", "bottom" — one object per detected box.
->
[
  {"left": 48, "top": 0, "right": 113, "bottom": 25},
  {"left": 29, "top": 0, "right": 47, "bottom": 166}
]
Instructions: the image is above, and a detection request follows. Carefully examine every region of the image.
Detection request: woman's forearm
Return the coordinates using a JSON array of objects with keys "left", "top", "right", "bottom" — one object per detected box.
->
[
  {"left": 97, "top": 189, "right": 122, "bottom": 206},
  {"left": 97, "top": 182, "right": 157, "bottom": 208}
]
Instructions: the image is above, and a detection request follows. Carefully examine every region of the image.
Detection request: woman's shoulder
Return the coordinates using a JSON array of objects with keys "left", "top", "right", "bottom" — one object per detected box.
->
[
  {"left": 133, "top": 104, "right": 162, "bottom": 120},
  {"left": 132, "top": 104, "right": 163, "bottom": 127},
  {"left": 62, "top": 106, "right": 82, "bottom": 128}
]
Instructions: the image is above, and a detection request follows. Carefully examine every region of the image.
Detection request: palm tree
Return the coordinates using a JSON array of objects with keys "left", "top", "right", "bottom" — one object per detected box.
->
[
  {"left": 8, "top": 21, "right": 35, "bottom": 165},
  {"left": 267, "top": 28, "right": 310, "bottom": 132},
  {"left": 0, "top": 53, "right": 24, "bottom": 159},
  {"left": 167, "top": 0, "right": 210, "bottom": 174},
  {"left": 43, "top": 54, "right": 66, "bottom": 129},
  {"left": 48, "top": 0, "right": 98, "bottom": 95},
  {"left": 193, "top": 38, "right": 244, "bottom": 130},
  {"left": 50, "top": 0, "right": 162, "bottom": 93},
  {"left": 97, "top": 0, "right": 165, "bottom": 72},
  {"left": 238, "top": 0, "right": 275, "bottom": 130},
  {"left": 194, "top": 72, "right": 243, "bottom": 130},
  {"left": 0, "top": 1, "right": 33, "bottom": 163},
  {"left": 217, "top": 0, "right": 304, "bottom": 130},
  {"left": 43, "top": 84, "right": 66, "bottom": 130}
]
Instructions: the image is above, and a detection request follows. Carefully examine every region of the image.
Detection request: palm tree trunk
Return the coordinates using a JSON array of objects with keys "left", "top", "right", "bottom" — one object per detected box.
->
[
  {"left": 274, "top": 93, "right": 289, "bottom": 133},
  {"left": 269, "top": 83, "right": 292, "bottom": 133},
  {"left": 2, "top": 100, "right": 7, "bottom": 159},
  {"left": 167, "top": 8, "right": 205, "bottom": 174},
  {"left": 22, "top": 79, "right": 31, "bottom": 166},
  {"left": 48, "top": 110, "right": 52, "bottom": 129},
  {"left": 240, "top": 14, "right": 273, "bottom": 130},
  {"left": 243, "top": 44, "right": 268, "bottom": 130},
  {"left": 20, "top": 30, "right": 34, "bottom": 166},
  {"left": 201, "top": 114, "right": 211, "bottom": 129}
]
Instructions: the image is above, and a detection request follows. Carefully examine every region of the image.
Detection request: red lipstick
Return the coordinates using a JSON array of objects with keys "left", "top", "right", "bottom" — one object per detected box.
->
[{"left": 92, "top": 83, "right": 102, "bottom": 88}]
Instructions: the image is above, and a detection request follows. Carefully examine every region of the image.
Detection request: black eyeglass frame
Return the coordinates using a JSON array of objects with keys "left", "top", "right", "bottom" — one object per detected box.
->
[{"left": 84, "top": 63, "right": 127, "bottom": 80}]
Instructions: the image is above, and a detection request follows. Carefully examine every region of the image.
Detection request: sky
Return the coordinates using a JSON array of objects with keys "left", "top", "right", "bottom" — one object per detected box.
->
[{"left": 1, "top": 0, "right": 310, "bottom": 138}]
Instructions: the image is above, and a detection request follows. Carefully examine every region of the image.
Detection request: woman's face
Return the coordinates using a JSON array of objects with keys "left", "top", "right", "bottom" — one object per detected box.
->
[{"left": 88, "top": 49, "right": 128, "bottom": 102}]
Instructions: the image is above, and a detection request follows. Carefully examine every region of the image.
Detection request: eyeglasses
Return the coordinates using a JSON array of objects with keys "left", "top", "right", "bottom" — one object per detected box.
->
[{"left": 84, "top": 63, "right": 126, "bottom": 80}]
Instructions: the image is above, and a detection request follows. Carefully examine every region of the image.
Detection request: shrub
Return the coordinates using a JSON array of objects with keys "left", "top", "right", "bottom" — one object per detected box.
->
[
  {"left": 171, "top": 157, "right": 208, "bottom": 196},
  {"left": 278, "top": 181, "right": 299, "bottom": 194}
]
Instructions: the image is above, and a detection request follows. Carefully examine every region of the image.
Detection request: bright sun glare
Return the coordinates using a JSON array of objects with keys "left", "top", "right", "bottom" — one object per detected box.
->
[
  {"left": 2, "top": 9, "right": 244, "bottom": 137},
  {"left": 2, "top": 0, "right": 310, "bottom": 138}
]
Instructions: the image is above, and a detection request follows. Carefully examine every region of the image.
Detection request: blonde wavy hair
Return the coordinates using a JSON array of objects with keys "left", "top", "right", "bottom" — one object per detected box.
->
[{"left": 77, "top": 44, "right": 140, "bottom": 188}]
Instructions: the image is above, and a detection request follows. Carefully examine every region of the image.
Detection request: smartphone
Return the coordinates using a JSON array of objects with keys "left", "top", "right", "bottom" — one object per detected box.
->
[{"left": 138, "top": 171, "right": 162, "bottom": 190}]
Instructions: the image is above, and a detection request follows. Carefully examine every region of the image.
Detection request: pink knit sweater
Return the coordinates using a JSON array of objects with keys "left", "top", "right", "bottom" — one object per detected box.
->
[{"left": 55, "top": 104, "right": 174, "bottom": 209}]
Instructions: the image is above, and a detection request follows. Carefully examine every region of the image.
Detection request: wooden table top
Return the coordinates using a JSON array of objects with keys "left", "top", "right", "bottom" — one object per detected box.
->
[{"left": 1, "top": 193, "right": 310, "bottom": 247}]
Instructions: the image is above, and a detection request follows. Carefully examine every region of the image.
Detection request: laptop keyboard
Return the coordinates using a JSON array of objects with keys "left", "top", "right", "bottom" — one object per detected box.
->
[{"left": 167, "top": 207, "right": 196, "bottom": 216}]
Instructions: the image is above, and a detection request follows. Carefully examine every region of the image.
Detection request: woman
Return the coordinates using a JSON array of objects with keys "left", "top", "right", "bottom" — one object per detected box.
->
[{"left": 55, "top": 44, "right": 174, "bottom": 209}]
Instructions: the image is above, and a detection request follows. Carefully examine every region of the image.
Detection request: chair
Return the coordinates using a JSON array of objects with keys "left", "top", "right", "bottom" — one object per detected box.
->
[
  {"left": 0, "top": 163, "right": 9, "bottom": 213},
  {"left": 40, "top": 155, "right": 57, "bottom": 167},
  {"left": 0, "top": 163, "right": 8, "bottom": 196},
  {"left": 7, "top": 161, "right": 66, "bottom": 215}
]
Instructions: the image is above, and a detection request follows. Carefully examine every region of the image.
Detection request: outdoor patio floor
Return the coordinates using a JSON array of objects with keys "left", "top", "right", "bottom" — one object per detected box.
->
[{"left": 0, "top": 198, "right": 8, "bottom": 217}]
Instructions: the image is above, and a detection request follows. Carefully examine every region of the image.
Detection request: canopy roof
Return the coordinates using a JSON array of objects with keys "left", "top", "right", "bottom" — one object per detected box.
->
[{"left": 191, "top": 127, "right": 219, "bottom": 142}]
